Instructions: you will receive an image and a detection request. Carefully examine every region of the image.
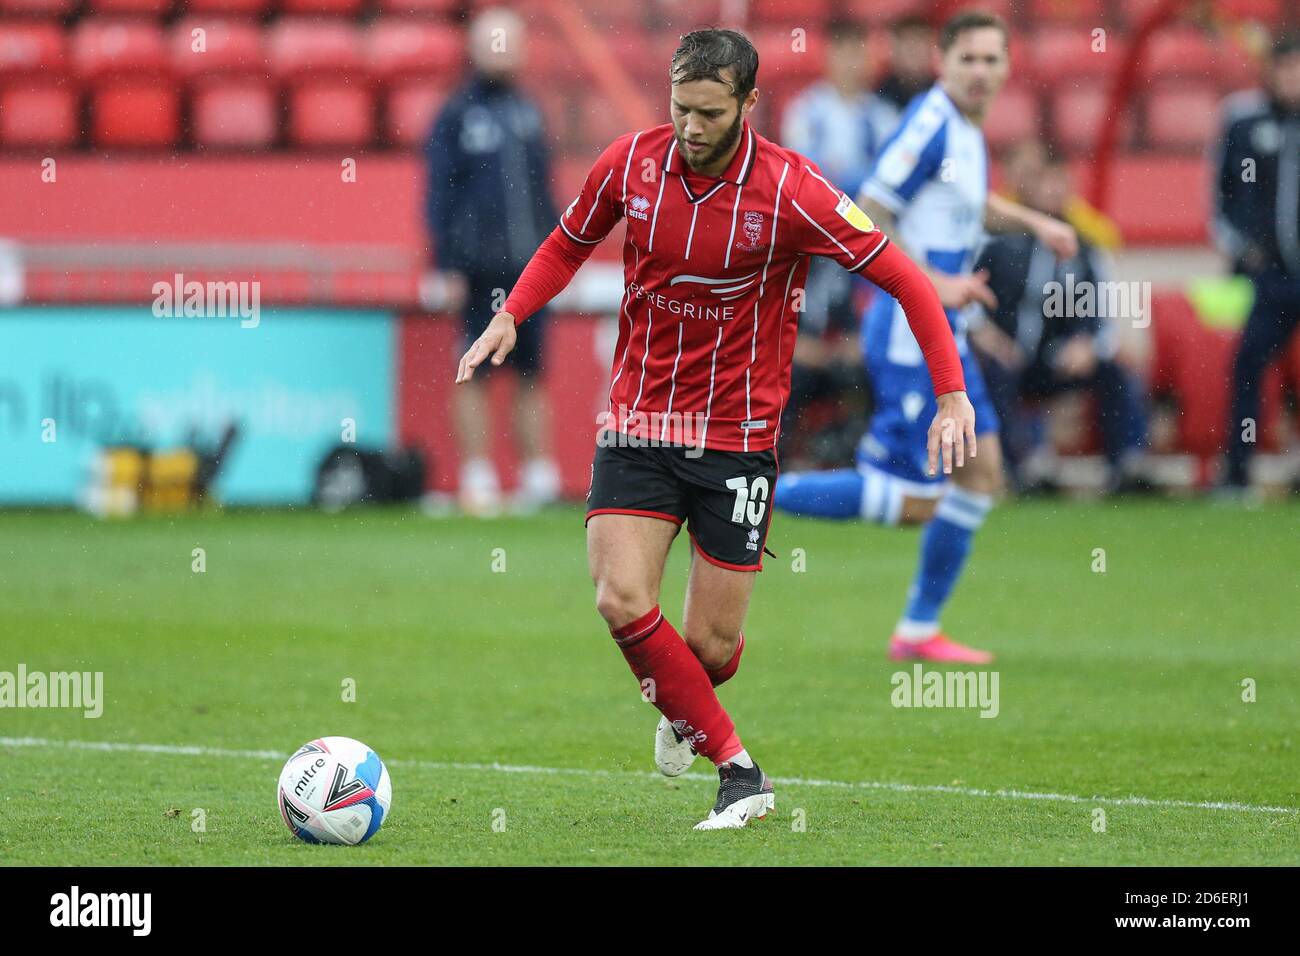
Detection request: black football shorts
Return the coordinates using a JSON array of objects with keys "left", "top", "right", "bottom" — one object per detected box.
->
[{"left": 585, "top": 435, "right": 778, "bottom": 571}]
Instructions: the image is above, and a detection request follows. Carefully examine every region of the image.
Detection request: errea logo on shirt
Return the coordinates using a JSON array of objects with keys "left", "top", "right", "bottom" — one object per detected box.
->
[{"left": 627, "top": 195, "right": 651, "bottom": 221}]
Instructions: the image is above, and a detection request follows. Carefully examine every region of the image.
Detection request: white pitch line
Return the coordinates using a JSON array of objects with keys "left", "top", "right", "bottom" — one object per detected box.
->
[{"left": 3, "top": 736, "right": 1295, "bottom": 816}]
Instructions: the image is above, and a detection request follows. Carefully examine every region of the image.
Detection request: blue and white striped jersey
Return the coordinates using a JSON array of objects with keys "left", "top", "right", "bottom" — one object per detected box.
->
[{"left": 861, "top": 84, "right": 988, "bottom": 278}]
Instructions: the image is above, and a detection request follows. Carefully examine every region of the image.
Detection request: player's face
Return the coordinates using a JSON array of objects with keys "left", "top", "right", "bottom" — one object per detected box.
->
[
  {"left": 1272, "top": 51, "right": 1300, "bottom": 109},
  {"left": 670, "top": 76, "right": 757, "bottom": 174},
  {"left": 827, "top": 36, "right": 867, "bottom": 90},
  {"left": 1028, "top": 167, "right": 1069, "bottom": 216},
  {"left": 939, "top": 27, "right": 1009, "bottom": 120},
  {"left": 470, "top": 16, "right": 525, "bottom": 80}
]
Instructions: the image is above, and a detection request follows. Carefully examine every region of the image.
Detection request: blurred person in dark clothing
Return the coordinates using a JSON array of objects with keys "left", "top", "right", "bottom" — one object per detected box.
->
[
  {"left": 970, "top": 158, "right": 1151, "bottom": 494},
  {"left": 876, "top": 15, "right": 936, "bottom": 114},
  {"left": 426, "top": 8, "right": 561, "bottom": 514},
  {"left": 1214, "top": 33, "right": 1300, "bottom": 494}
]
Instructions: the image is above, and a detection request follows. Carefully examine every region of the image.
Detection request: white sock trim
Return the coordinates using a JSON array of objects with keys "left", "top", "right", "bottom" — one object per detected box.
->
[
  {"left": 860, "top": 466, "right": 904, "bottom": 527},
  {"left": 895, "top": 618, "right": 940, "bottom": 642},
  {"left": 934, "top": 485, "right": 992, "bottom": 530}
]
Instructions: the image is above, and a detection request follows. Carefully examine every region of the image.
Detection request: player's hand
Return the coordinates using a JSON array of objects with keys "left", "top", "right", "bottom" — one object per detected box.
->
[
  {"left": 456, "top": 312, "right": 517, "bottom": 384},
  {"left": 932, "top": 270, "right": 998, "bottom": 311},
  {"left": 1053, "top": 335, "right": 1098, "bottom": 379},
  {"left": 1035, "top": 216, "right": 1078, "bottom": 261},
  {"left": 927, "top": 390, "right": 977, "bottom": 477}
]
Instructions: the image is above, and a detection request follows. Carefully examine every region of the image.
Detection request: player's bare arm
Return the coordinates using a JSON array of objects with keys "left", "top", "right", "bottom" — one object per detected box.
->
[
  {"left": 860, "top": 194, "right": 997, "bottom": 311},
  {"left": 985, "top": 192, "right": 1078, "bottom": 259}
]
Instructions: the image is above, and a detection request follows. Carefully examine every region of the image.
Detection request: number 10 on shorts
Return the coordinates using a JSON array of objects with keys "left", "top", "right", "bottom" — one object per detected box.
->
[{"left": 726, "top": 476, "right": 770, "bottom": 525}]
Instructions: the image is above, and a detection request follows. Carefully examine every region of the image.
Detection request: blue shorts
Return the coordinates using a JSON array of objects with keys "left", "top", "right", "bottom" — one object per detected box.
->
[{"left": 857, "top": 297, "right": 999, "bottom": 485}]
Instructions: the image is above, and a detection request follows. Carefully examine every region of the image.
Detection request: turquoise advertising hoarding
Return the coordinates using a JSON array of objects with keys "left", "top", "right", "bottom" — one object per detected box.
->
[{"left": 0, "top": 308, "right": 395, "bottom": 504}]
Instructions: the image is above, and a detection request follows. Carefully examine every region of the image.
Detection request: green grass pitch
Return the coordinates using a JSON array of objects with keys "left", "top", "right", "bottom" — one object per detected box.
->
[{"left": 1, "top": 500, "right": 1298, "bottom": 865}]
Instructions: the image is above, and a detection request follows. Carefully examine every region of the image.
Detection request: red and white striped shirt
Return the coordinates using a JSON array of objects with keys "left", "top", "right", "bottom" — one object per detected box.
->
[{"left": 504, "top": 119, "right": 964, "bottom": 453}]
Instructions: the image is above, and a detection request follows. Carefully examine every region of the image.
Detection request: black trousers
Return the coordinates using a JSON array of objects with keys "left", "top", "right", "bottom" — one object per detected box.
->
[{"left": 1225, "top": 268, "right": 1300, "bottom": 486}]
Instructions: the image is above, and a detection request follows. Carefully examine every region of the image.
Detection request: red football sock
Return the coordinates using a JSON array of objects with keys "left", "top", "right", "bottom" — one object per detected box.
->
[
  {"left": 706, "top": 632, "right": 745, "bottom": 687},
  {"left": 611, "top": 606, "right": 743, "bottom": 765}
]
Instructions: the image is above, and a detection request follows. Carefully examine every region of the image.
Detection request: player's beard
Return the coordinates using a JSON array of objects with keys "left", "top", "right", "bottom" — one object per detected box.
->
[{"left": 677, "top": 109, "right": 744, "bottom": 173}]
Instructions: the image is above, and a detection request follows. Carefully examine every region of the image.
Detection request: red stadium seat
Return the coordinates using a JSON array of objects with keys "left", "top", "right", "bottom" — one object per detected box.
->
[
  {"left": 365, "top": 20, "right": 464, "bottom": 82},
  {"left": 748, "top": 0, "right": 829, "bottom": 24},
  {"left": 71, "top": 19, "right": 177, "bottom": 148},
  {"left": 378, "top": 0, "right": 460, "bottom": 15},
  {"left": 844, "top": 0, "right": 928, "bottom": 26},
  {"left": 286, "top": 80, "right": 374, "bottom": 147},
  {"left": 1217, "top": 0, "right": 1283, "bottom": 26},
  {"left": 1149, "top": 293, "right": 1288, "bottom": 464},
  {"left": 1052, "top": 83, "right": 1134, "bottom": 154},
  {"left": 269, "top": 19, "right": 365, "bottom": 77},
  {"left": 528, "top": 29, "right": 587, "bottom": 81},
  {"left": 0, "top": 81, "right": 79, "bottom": 147},
  {"left": 1115, "top": 0, "right": 1169, "bottom": 27},
  {"left": 531, "top": 82, "right": 569, "bottom": 143},
  {"left": 85, "top": 0, "right": 171, "bottom": 15},
  {"left": 385, "top": 80, "right": 451, "bottom": 146},
  {"left": 1086, "top": 155, "right": 1208, "bottom": 244},
  {"left": 72, "top": 20, "right": 171, "bottom": 78},
  {"left": 186, "top": 0, "right": 270, "bottom": 15},
  {"left": 281, "top": 0, "right": 365, "bottom": 15},
  {"left": 1146, "top": 84, "right": 1219, "bottom": 151},
  {"left": 0, "top": 0, "right": 76, "bottom": 16},
  {"left": 983, "top": 84, "right": 1039, "bottom": 150},
  {"left": 0, "top": 22, "right": 66, "bottom": 75},
  {"left": 750, "top": 27, "right": 823, "bottom": 87},
  {"left": 1140, "top": 27, "right": 1219, "bottom": 82},
  {"left": 192, "top": 78, "right": 278, "bottom": 148},
  {"left": 90, "top": 79, "right": 180, "bottom": 146},
  {"left": 1029, "top": 0, "right": 1103, "bottom": 22},
  {"left": 172, "top": 19, "right": 265, "bottom": 76},
  {"left": 1028, "top": 26, "right": 1126, "bottom": 82},
  {"left": 1217, "top": 34, "right": 1263, "bottom": 89}
]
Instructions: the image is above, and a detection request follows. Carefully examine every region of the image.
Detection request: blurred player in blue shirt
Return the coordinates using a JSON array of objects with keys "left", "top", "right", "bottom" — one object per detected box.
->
[{"left": 776, "top": 11, "right": 1078, "bottom": 664}]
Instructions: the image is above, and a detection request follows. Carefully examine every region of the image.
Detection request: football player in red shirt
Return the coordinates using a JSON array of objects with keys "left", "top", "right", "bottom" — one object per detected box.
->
[{"left": 456, "top": 29, "right": 976, "bottom": 829}]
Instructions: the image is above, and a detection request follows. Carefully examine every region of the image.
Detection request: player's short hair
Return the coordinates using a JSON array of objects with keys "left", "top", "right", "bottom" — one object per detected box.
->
[
  {"left": 670, "top": 28, "right": 759, "bottom": 102},
  {"left": 1272, "top": 32, "right": 1300, "bottom": 59},
  {"left": 889, "top": 14, "right": 932, "bottom": 37},
  {"left": 938, "top": 10, "right": 1009, "bottom": 52}
]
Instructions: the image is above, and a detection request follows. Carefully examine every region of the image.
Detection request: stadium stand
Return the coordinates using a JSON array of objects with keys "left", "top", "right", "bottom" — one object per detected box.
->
[{"left": 1, "top": 0, "right": 1297, "bottom": 489}]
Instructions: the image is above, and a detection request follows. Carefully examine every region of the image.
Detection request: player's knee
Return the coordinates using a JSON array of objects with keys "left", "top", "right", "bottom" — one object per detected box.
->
[
  {"left": 593, "top": 580, "right": 653, "bottom": 630},
  {"left": 899, "top": 496, "right": 937, "bottom": 524},
  {"left": 954, "top": 452, "right": 1005, "bottom": 497},
  {"left": 682, "top": 622, "right": 739, "bottom": 670}
]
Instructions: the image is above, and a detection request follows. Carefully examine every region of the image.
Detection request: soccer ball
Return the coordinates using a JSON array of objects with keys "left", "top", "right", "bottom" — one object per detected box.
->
[{"left": 277, "top": 736, "right": 392, "bottom": 845}]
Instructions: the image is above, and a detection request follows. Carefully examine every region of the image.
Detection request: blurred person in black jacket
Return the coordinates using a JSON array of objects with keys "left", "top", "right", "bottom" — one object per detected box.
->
[
  {"left": 876, "top": 15, "right": 935, "bottom": 114},
  {"left": 1213, "top": 33, "right": 1300, "bottom": 494},
  {"left": 426, "top": 8, "right": 561, "bottom": 515},
  {"left": 970, "top": 157, "right": 1151, "bottom": 494}
]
